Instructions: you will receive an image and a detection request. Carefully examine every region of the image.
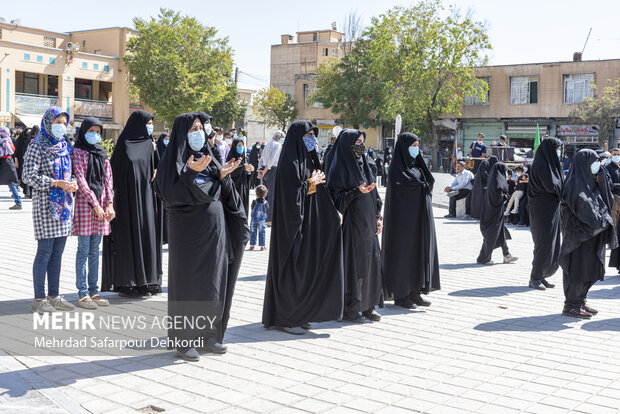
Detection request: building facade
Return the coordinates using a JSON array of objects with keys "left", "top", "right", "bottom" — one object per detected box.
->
[
  {"left": 0, "top": 22, "right": 135, "bottom": 140},
  {"left": 452, "top": 58, "right": 620, "bottom": 153},
  {"left": 270, "top": 29, "right": 381, "bottom": 149}
]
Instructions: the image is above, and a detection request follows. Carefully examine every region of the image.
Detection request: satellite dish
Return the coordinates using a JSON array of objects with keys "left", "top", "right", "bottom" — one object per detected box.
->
[
  {"left": 395, "top": 114, "right": 402, "bottom": 137},
  {"left": 332, "top": 126, "right": 342, "bottom": 137}
]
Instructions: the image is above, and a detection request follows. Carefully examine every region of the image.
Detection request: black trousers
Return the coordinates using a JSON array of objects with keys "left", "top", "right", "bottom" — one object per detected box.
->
[
  {"left": 449, "top": 189, "right": 471, "bottom": 216},
  {"left": 263, "top": 167, "right": 277, "bottom": 222},
  {"left": 477, "top": 238, "right": 509, "bottom": 264},
  {"left": 563, "top": 274, "right": 595, "bottom": 308}
]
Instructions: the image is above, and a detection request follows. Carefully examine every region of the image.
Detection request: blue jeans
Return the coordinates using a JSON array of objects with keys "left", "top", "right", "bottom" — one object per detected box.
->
[
  {"left": 8, "top": 184, "right": 22, "bottom": 207},
  {"left": 75, "top": 235, "right": 102, "bottom": 298},
  {"left": 33, "top": 237, "right": 68, "bottom": 299},
  {"left": 250, "top": 220, "right": 266, "bottom": 247}
]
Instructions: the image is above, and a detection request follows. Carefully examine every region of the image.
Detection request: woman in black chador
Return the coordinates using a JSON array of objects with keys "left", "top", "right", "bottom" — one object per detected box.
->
[
  {"left": 476, "top": 162, "right": 519, "bottom": 265},
  {"left": 155, "top": 133, "right": 170, "bottom": 245},
  {"left": 328, "top": 129, "right": 383, "bottom": 323},
  {"left": 470, "top": 155, "right": 498, "bottom": 220},
  {"left": 528, "top": 138, "right": 563, "bottom": 290},
  {"left": 382, "top": 133, "right": 440, "bottom": 309},
  {"left": 226, "top": 139, "right": 253, "bottom": 216},
  {"left": 262, "top": 121, "right": 344, "bottom": 334},
  {"left": 559, "top": 149, "right": 616, "bottom": 319},
  {"left": 14, "top": 126, "right": 38, "bottom": 198},
  {"left": 102, "top": 110, "right": 163, "bottom": 297},
  {"left": 248, "top": 141, "right": 262, "bottom": 188},
  {"left": 155, "top": 113, "right": 249, "bottom": 361}
]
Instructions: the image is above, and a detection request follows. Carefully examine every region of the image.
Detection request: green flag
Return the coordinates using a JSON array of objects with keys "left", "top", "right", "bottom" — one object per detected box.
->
[{"left": 533, "top": 123, "right": 541, "bottom": 154}]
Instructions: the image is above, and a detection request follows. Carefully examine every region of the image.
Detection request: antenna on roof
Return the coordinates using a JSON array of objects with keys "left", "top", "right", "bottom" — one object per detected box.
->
[{"left": 581, "top": 27, "right": 592, "bottom": 55}]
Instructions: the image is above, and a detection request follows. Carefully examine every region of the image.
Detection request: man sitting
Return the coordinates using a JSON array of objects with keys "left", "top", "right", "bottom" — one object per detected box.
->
[{"left": 444, "top": 161, "right": 474, "bottom": 218}]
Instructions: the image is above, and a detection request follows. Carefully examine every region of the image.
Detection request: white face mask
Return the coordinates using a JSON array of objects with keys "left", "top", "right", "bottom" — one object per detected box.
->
[
  {"left": 225, "top": 138, "right": 232, "bottom": 145},
  {"left": 591, "top": 161, "right": 601, "bottom": 175},
  {"left": 204, "top": 122, "right": 213, "bottom": 136},
  {"left": 612, "top": 155, "right": 620, "bottom": 164}
]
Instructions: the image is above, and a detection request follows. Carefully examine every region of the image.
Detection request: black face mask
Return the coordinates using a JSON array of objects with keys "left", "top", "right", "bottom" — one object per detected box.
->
[{"left": 352, "top": 143, "right": 365, "bottom": 158}]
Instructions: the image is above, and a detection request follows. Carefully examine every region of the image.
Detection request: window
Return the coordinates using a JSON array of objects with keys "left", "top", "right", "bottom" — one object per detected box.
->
[
  {"left": 332, "top": 48, "right": 338, "bottom": 57},
  {"left": 82, "top": 62, "right": 88, "bottom": 69},
  {"left": 47, "top": 75, "right": 59, "bottom": 96},
  {"left": 510, "top": 76, "right": 538, "bottom": 104},
  {"left": 36, "top": 56, "right": 43, "bottom": 63},
  {"left": 303, "top": 84, "right": 323, "bottom": 108},
  {"left": 75, "top": 78, "right": 92, "bottom": 100},
  {"left": 43, "top": 36, "right": 56, "bottom": 48},
  {"left": 464, "top": 77, "right": 490, "bottom": 105},
  {"left": 323, "top": 48, "right": 329, "bottom": 57},
  {"left": 49, "top": 57, "right": 55, "bottom": 64},
  {"left": 103, "top": 65, "right": 110, "bottom": 72},
  {"left": 564, "top": 73, "right": 594, "bottom": 104},
  {"left": 15, "top": 71, "right": 39, "bottom": 94},
  {"left": 93, "top": 64, "right": 99, "bottom": 70},
  {"left": 23, "top": 53, "right": 30, "bottom": 61},
  {"left": 312, "top": 32, "right": 317, "bottom": 42}
]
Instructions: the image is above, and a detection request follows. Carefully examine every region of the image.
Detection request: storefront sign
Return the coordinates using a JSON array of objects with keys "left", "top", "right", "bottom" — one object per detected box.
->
[{"left": 558, "top": 125, "right": 599, "bottom": 136}]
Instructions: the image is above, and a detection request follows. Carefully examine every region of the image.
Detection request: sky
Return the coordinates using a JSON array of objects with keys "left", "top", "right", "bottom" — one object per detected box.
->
[{"left": 2, "top": 0, "right": 619, "bottom": 90}]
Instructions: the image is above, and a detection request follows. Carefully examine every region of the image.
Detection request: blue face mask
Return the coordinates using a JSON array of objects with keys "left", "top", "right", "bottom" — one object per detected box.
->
[
  {"left": 612, "top": 155, "right": 620, "bottom": 164},
  {"left": 85, "top": 131, "right": 101, "bottom": 145},
  {"left": 556, "top": 149, "right": 562, "bottom": 158},
  {"left": 236, "top": 145, "right": 244, "bottom": 154},
  {"left": 591, "top": 161, "right": 601, "bottom": 175},
  {"left": 187, "top": 130, "right": 205, "bottom": 151},
  {"left": 51, "top": 124, "right": 66, "bottom": 139},
  {"left": 146, "top": 124, "right": 154, "bottom": 136},
  {"left": 408, "top": 146, "right": 419, "bottom": 158},
  {"left": 303, "top": 135, "right": 318, "bottom": 152},
  {"left": 163, "top": 139, "right": 169, "bottom": 146}
]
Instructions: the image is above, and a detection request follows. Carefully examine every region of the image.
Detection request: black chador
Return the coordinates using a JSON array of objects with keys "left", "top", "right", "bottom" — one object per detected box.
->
[
  {"left": 470, "top": 155, "right": 498, "bottom": 220},
  {"left": 226, "top": 139, "right": 251, "bottom": 216},
  {"left": 262, "top": 121, "right": 344, "bottom": 334},
  {"left": 527, "top": 138, "right": 563, "bottom": 289},
  {"left": 155, "top": 112, "right": 249, "bottom": 358},
  {"left": 476, "top": 162, "right": 518, "bottom": 265},
  {"left": 382, "top": 133, "right": 440, "bottom": 309},
  {"left": 155, "top": 133, "right": 170, "bottom": 245},
  {"left": 559, "top": 149, "right": 616, "bottom": 319},
  {"left": 102, "top": 110, "right": 162, "bottom": 297},
  {"left": 327, "top": 129, "right": 383, "bottom": 322}
]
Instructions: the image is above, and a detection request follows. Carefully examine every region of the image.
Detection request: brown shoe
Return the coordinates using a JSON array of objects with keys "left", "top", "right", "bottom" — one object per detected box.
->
[{"left": 9, "top": 204, "right": 22, "bottom": 210}]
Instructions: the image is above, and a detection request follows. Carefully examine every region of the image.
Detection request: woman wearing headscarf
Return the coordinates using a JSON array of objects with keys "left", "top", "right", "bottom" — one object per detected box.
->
[
  {"left": 470, "top": 155, "right": 498, "bottom": 220},
  {"left": 71, "top": 117, "right": 115, "bottom": 309},
  {"left": 0, "top": 127, "right": 22, "bottom": 210},
  {"left": 226, "top": 138, "right": 253, "bottom": 216},
  {"left": 101, "top": 110, "right": 162, "bottom": 298},
  {"left": 476, "top": 162, "right": 519, "bottom": 265},
  {"left": 559, "top": 149, "right": 616, "bottom": 319},
  {"left": 155, "top": 112, "right": 249, "bottom": 361},
  {"left": 328, "top": 128, "right": 383, "bottom": 322},
  {"left": 262, "top": 120, "right": 344, "bottom": 335},
  {"left": 527, "top": 138, "right": 563, "bottom": 290},
  {"left": 249, "top": 141, "right": 262, "bottom": 188},
  {"left": 156, "top": 133, "right": 170, "bottom": 160},
  {"left": 382, "top": 133, "right": 440, "bottom": 309},
  {"left": 14, "top": 126, "right": 38, "bottom": 198},
  {"left": 155, "top": 133, "right": 170, "bottom": 246},
  {"left": 22, "top": 106, "right": 77, "bottom": 313}
]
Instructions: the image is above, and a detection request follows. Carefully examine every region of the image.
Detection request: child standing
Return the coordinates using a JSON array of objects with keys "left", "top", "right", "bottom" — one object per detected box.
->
[
  {"left": 249, "top": 185, "right": 269, "bottom": 251},
  {"left": 72, "top": 117, "right": 115, "bottom": 309},
  {"left": 504, "top": 166, "right": 526, "bottom": 216}
]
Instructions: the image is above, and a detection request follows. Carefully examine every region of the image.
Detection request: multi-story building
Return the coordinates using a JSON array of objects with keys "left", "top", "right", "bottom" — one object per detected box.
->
[
  {"left": 0, "top": 22, "right": 135, "bottom": 140},
  {"left": 270, "top": 29, "right": 381, "bottom": 149},
  {"left": 451, "top": 57, "right": 620, "bottom": 153}
]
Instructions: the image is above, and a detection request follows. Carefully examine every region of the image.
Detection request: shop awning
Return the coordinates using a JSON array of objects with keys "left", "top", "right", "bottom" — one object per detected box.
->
[{"left": 15, "top": 113, "right": 43, "bottom": 128}]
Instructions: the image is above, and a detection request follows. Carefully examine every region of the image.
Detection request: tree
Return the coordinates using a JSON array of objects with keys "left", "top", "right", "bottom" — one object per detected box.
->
[
  {"left": 209, "top": 80, "right": 248, "bottom": 129},
  {"left": 124, "top": 8, "right": 233, "bottom": 126},
  {"left": 252, "top": 86, "right": 298, "bottom": 131},
  {"left": 572, "top": 79, "right": 620, "bottom": 147},
  {"left": 312, "top": 39, "right": 388, "bottom": 129},
  {"left": 363, "top": 0, "right": 491, "bottom": 170}
]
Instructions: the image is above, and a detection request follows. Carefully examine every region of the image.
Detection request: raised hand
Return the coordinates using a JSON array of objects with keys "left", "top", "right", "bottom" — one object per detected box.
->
[
  {"left": 188, "top": 154, "right": 212, "bottom": 172},
  {"left": 220, "top": 158, "right": 242, "bottom": 180}
]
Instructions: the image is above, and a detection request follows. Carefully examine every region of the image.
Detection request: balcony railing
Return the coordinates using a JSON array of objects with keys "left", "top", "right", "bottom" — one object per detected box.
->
[
  {"left": 74, "top": 99, "right": 113, "bottom": 120},
  {"left": 15, "top": 93, "right": 59, "bottom": 115}
]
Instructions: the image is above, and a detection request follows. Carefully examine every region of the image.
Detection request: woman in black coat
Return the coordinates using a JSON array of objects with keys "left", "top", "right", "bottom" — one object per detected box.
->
[
  {"left": 382, "top": 133, "right": 440, "bottom": 308},
  {"left": 226, "top": 139, "right": 253, "bottom": 216},
  {"left": 470, "top": 155, "right": 498, "bottom": 220}
]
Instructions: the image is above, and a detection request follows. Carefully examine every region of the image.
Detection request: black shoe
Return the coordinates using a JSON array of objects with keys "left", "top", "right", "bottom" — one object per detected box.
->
[
  {"left": 343, "top": 308, "right": 364, "bottom": 323},
  {"left": 444, "top": 214, "right": 456, "bottom": 218},
  {"left": 176, "top": 347, "right": 200, "bottom": 361},
  {"left": 118, "top": 287, "right": 143, "bottom": 298},
  {"left": 394, "top": 298, "right": 417, "bottom": 309},
  {"left": 411, "top": 292, "right": 431, "bottom": 307},
  {"left": 301, "top": 323, "right": 312, "bottom": 330},
  {"left": 477, "top": 260, "right": 494, "bottom": 266},
  {"left": 562, "top": 307, "right": 592, "bottom": 319},
  {"left": 202, "top": 337, "right": 227, "bottom": 354},
  {"left": 529, "top": 280, "right": 546, "bottom": 290},
  {"left": 581, "top": 303, "right": 598, "bottom": 315},
  {"left": 540, "top": 279, "right": 555, "bottom": 289},
  {"left": 362, "top": 308, "right": 381, "bottom": 322},
  {"left": 136, "top": 285, "right": 152, "bottom": 297}
]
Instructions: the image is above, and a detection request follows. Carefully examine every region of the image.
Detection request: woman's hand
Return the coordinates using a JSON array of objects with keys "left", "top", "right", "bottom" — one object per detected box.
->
[
  {"left": 311, "top": 170, "right": 326, "bottom": 185},
  {"left": 104, "top": 203, "right": 116, "bottom": 222},
  {"left": 55, "top": 180, "right": 78, "bottom": 192},
  {"left": 358, "top": 182, "right": 376, "bottom": 194},
  {"left": 187, "top": 154, "right": 212, "bottom": 172},
  {"left": 244, "top": 163, "right": 255, "bottom": 172},
  {"left": 220, "top": 158, "right": 242, "bottom": 180},
  {"left": 92, "top": 205, "right": 105, "bottom": 221}
]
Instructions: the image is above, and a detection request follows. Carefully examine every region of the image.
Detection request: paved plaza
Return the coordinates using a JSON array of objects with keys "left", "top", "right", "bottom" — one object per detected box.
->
[{"left": 1, "top": 174, "right": 620, "bottom": 414}]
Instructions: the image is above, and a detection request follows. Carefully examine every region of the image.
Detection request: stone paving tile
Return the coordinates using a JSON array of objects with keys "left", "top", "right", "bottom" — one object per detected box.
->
[{"left": 1, "top": 176, "right": 620, "bottom": 413}]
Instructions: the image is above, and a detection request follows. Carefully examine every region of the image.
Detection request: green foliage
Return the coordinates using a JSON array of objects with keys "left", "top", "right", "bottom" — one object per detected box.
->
[
  {"left": 572, "top": 79, "right": 620, "bottom": 146},
  {"left": 209, "top": 81, "right": 248, "bottom": 128},
  {"left": 100, "top": 138, "right": 115, "bottom": 158},
  {"left": 252, "top": 86, "right": 298, "bottom": 131},
  {"left": 124, "top": 8, "right": 233, "bottom": 126}
]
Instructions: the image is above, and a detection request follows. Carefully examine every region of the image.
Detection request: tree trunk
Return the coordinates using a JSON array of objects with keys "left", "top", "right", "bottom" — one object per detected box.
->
[{"left": 430, "top": 124, "right": 439, "bottom": 172}]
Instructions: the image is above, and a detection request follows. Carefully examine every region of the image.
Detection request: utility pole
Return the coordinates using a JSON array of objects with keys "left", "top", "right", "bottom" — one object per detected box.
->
[{"left": 234, "top": 67, "right": 239, "bottom": 86}]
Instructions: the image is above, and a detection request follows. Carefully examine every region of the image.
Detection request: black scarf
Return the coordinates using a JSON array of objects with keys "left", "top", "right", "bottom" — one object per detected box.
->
[{"left": 73, "top": 117, "right": 108, "bottom": 200}]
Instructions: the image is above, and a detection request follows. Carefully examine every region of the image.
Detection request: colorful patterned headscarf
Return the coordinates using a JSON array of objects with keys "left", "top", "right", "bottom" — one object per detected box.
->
[
  {"left": 35, "top": 107, "right": 73, "bottom": 222},
  {"left": 0, "top": 126, "right": 13, "bottom": 157}
]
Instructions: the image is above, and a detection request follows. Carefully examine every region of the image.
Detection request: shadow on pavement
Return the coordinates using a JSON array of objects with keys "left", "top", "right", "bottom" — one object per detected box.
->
[
  {"left": 580, "top": 318, "right": 620, "bottom": 331},
  {"left": 224, "top": 322, "right": 330, "bottom": 344},
  {"left": 474, "top": 314, "right": 576, "bottom": 332},
  {"left": 238, "top": 274, "right": 266, "bottom": 282},
  {"left": 448, "top": 285, "right": 531, "bottom": 297},
  {"left": 440, "top": 263, "right": 489, "bottom": 270}
]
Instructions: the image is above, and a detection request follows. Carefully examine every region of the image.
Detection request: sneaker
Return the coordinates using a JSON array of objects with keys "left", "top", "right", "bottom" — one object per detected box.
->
[
  {"left": 394, "top": 297, "right": 417, "bottom": 309},
  {"left": 91, "top": 295, "right": 109, "bottom": 307},
  {"left": 444, "top": 214, "right": 456, "bottom": 218},
  {"left": 562, "top": 306, "right": 592, "bottom": 319},
  {"left": 503, "top": 254, "right": 519, "bottom": 264},
  {"left": 411, "top": 292, "right": 431, "bottom": 307},
  {"left": 581, "top": 302, "right": 598, "bottom": 315},
  {"left": 78, "top": 297, "right": 98, "bottom": 310},
  {"left": 503, "top": 211, "right": 510, "bottom": 216},
  {"left": 31, "top": 299, "right": 57, "bottom": 314},
  {"left": 511, "top": 208, "right": 518, "bottom": 214},
  {"left": 249, "top": 246, "right": 255, "bottom": 250},
  {"left": 176, "top": 347, "right": 200, "bottom": 362},
  {"left": 362, "top": 308, "right": 381, "bottom": 322},
  {"left": 529, "top": 280, "right": 546, "bottom": 290},
  {"left": 260, "top": 247, "right": 267, "bottom": 251},
  {"left": 9, "top": 204, "right": 22, "bottom": 210},
  {"left": 342, "top": 308, "right": 365, "bottom": 323},
  {"left": 477, "top": 260, "right": 494, "bottom": 266},
  {"left": 47, "top": 296, "right": 75, "bottom": 311},
  {"left": 540, "top": 279, "right": 555, "bottom": 289}
]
